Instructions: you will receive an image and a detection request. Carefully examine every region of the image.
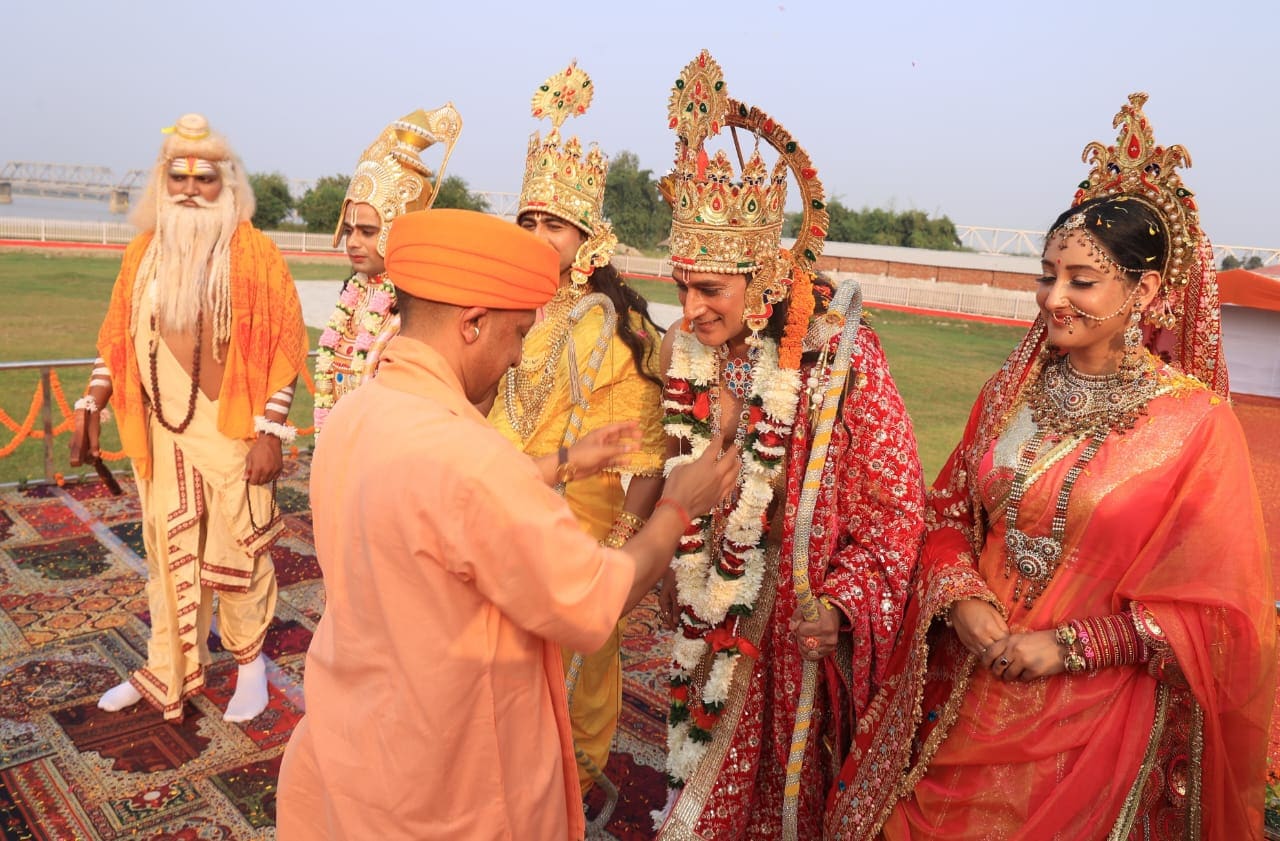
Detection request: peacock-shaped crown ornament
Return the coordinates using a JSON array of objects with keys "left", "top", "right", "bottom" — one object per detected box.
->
[
  {"left": 660, "top": 49, "right": 829, "bottom": 332},
  {"left": 1073, "top": 92, "right": 1200, "bottom": 328},
  {"left": 333, "top": 104, "right": 463, "bottom": 257},
  {"left": 518, "top": 62, "right": 610, "bottom": 235}
]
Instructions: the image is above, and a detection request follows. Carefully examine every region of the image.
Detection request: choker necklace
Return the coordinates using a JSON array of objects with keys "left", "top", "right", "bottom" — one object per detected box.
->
[{"left": 1026, "top": 353, "right": 1157, "bottom": 437}]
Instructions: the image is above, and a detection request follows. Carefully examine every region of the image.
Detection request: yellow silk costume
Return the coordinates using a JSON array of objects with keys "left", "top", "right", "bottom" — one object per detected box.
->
[{"left": 489, "top": 300, "right": 665, "bottom": 789}]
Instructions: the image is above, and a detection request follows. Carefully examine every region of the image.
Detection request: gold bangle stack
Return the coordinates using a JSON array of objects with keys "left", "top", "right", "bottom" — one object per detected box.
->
[{"left": 601, "top": 511, "right": 646, "bottom": 548}]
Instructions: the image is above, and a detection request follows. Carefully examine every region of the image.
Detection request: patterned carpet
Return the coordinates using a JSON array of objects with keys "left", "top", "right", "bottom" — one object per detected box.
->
[{"left": 1, "top": 442, "right": 1276, "bottom": 839}]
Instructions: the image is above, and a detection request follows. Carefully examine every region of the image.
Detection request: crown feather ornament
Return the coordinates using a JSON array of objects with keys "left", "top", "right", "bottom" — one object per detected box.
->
[
  {"left": 518, "top": 61, "right": 608, "bottom": 235},
  {"left": 661, "top": 49, "right": 829, "bottom": 332},
  {"left": 333, "top": 104, "right": 463, "bottom": 257}
]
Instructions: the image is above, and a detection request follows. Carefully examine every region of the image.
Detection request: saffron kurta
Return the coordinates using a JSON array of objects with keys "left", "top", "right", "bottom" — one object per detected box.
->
[
  {"left": 489, "top": 301, "right": 665, "bottom": 790},
  {"left": 277, "top": 335, "right": 637, "bottom": 841}
]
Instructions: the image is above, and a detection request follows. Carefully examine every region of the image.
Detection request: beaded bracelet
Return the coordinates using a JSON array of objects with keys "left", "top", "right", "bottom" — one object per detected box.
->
[{"left": 74, "top": 395, "right": 101, "bottom": 413}]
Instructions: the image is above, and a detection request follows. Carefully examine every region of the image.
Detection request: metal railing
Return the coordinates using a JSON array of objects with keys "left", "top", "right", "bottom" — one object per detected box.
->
[
  {"left": 0, "top": 353, "right": 319, "bottom": 484},
  {"left": 956, "top": 224, "right": 1280, "bottom": 267}
]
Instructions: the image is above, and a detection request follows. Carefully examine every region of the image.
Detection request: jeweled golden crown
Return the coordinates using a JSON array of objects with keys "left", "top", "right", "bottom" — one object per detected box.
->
[
  {"left": 518, "top": 63, "right": 607, "bottom": 233},
  {"left": 1073, "top": 92, "right": 1200, "bottom": 295},
  {"left": 334, "top": 104, "right": 463, "bottom": 256},
  {"left": 660, "top": 50, "right": 790, "bottom": 275}
]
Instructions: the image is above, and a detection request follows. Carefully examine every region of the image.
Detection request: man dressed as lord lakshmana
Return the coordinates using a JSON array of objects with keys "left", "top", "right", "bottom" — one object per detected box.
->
[
  {"left": 312, "top": 104, "right": 462, "bottom": 432},
  {"left": 71, "top": 113, "right": 308, "bottom": 722},
  {"left": 488, "top": 62, "right": 667, "bottom": 802}
]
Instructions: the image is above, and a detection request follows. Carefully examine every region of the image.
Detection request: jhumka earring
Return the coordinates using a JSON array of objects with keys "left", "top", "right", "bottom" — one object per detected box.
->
[{"left": 1120, "top": 306, "right": 1144, "bottom": 381}]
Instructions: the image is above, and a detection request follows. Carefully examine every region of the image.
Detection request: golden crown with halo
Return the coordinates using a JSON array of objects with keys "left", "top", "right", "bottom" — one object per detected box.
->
[
  {"left": 518, "top": 62, "right": 608, "bottom": 234},
  {"left": 660, "top": 49, "right": 829, "bottom": 331},
  {"left": 333, "top": 104, "right": 463, "bottom": 257}
]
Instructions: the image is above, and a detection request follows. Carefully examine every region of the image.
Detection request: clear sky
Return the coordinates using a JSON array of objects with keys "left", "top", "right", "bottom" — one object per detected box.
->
[{"left": 3, "top": 0, "right": 1274, "bottom": 246}]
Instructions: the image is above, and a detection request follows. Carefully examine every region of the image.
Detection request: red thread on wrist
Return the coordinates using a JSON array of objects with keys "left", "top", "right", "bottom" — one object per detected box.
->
[{"left": 655, "top": 498, "right": 693, "bottom": 531}]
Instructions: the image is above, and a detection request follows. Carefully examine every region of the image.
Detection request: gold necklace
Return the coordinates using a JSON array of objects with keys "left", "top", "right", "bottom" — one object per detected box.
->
[{"left": 504, "top": 286, "right": 581, "bottom": 441}]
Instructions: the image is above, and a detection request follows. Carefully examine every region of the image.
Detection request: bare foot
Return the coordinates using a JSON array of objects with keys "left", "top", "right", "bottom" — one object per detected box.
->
[
  {"left": 223, "top": 655, "right": 269, "bottom": 722},
  {"left": 98, "top": 680, "right": 142, "bottom": 712}
]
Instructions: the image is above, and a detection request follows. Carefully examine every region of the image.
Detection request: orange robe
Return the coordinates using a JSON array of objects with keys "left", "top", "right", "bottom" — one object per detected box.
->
[
  {"left": 277, "top": 335, "right": 637, "bottom": 841},
  {"left": 96, "top": 221, "right": 308, "bottom": 479}
]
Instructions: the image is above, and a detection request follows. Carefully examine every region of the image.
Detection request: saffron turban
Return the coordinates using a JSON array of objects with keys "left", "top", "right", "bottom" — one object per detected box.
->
[{"left": 385, "top": 209, "right": 559, "bottom": 309}]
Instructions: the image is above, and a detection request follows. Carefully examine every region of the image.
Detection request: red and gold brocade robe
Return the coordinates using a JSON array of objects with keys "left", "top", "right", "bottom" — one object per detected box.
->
[
  {"left": 658, "top": 326, "right": 925, "bottom": 840},
  {"left": 825, "top": 365, "right": 1276, "bottom": 841}
]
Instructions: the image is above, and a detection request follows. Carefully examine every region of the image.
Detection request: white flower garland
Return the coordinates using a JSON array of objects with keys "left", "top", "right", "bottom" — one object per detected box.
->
[
  {"left": 313, "top": 272, "right": 396, "bottom": 431},
  {"left": 660, "top": 330, "right": 801, "bottom": 787}
]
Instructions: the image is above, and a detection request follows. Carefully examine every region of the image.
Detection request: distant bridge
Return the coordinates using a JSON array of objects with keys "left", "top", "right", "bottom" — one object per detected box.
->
[{"left": 0, "top": 162, "right": 147, "bottom": 212}]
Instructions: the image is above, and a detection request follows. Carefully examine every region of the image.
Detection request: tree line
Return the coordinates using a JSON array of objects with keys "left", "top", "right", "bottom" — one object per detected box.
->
[
  {"left": 248, "top": 172, "right": 489, "bottom": 232},
  {"left": 249, "top": 154, "right": 962, "bottom": 254}
]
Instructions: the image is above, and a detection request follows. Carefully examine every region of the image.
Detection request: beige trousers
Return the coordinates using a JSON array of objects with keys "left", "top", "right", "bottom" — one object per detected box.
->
[{"left": 129, "top": 316, "right": 279, "bottom": 719}]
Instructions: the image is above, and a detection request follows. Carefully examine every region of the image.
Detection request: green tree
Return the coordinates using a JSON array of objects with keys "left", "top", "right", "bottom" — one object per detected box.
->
[
  {"left": 433, "top": 175, "right": 490, "bottom": 212},
  {"left": 297, "top": 174, "right": 350, "bottom": 233},
  {"left": 1221, "top": 255, "right": 1242, "bottom": 270},
  {"left": 786, "top": 199, "right": 959, "bottom": 250},
  {"left": 602, "top": 150, "right": 671, "bottom": 251},
  {"left": 248, "top": 172, "right": 293, "bottom": 230},
  {"left": 1244, "top": 255, "right": 1264, "bottom": 270}
]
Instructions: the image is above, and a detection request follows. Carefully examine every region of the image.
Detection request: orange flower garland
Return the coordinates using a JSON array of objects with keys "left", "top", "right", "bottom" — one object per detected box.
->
[{"left": 779, "top": 264, "right": 815, "bottom": 370}]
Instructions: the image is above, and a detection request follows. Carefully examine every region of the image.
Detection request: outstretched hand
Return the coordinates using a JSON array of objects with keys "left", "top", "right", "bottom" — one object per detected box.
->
[
  {"left": 663, "top": 443, "right": 741, "bottom": 521},
  {"left": 568, "top": 421, "right": 642, "bottom": 479}
]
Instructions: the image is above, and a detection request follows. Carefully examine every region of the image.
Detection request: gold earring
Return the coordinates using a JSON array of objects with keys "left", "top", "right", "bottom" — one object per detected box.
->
[{"left": 472, "top": 326, "right": 480, "bottom": 340}]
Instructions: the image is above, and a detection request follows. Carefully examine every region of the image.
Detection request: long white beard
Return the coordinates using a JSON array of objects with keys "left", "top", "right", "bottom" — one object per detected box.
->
[{"left": 150, "top": 191, "right": 238, "bottom": 337}]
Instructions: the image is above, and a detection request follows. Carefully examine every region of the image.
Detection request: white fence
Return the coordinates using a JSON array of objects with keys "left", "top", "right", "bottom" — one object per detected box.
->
[
  {"left": 837, "top": 273, "right": 1039, "bottom": 323},
  {"left": 0, "top": 216, "right": 345, "bottom": 254}
]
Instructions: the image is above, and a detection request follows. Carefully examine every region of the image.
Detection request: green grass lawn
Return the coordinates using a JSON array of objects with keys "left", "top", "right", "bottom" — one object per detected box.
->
[
  {"left": 0, "top": 250, "right": 1023, "bottom": 483},
  {"left": 0, "top": 251, "right": 320, "bottom": 484}
]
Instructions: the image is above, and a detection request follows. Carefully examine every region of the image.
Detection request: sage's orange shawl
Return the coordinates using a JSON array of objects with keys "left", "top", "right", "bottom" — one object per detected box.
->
[{"left": 97, "top": 222, "right": 308, "bottom": 479}]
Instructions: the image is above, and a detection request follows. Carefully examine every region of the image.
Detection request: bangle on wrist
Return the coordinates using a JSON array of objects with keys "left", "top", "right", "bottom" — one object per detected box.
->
[
  {"left": 555, "top": 446, "right": 577, "bottom": 485},
  {"left": 655, "top": 497, "right": 693, "bottom": 532},
  {"left": 1055, "top": 622, "right": 1087, "bottom": 674},
  {"left": 254, "top": 415, "right": 297, "bottom": 446}
]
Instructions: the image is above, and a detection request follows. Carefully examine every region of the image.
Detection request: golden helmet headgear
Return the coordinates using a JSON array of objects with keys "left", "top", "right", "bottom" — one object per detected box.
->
[
  {"left": 333, "top": 104, "right": 463, "bottom": 258},
  {"left": 660, "top": 50, "right": 829, "bottom": 332}
]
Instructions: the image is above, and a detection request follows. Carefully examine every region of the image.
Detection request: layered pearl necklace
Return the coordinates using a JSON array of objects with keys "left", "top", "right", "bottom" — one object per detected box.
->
[{"left": 661, "top": 330, "right": 802, "bottom": 786}]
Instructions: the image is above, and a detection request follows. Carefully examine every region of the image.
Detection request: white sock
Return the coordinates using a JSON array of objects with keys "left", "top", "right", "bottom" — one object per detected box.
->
[
  {"left": 98, "top": 680, "right": 142, "bottom": 712},
  {"left": 223, "top": 655, "right": 269, "bottom": 722}
]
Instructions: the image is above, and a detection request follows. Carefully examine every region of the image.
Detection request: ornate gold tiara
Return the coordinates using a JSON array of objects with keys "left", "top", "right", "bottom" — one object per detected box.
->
[
  {"left": 518, "top": 62, "right": 608, "bottom": 234},
  {"left": 1073, "top": 92, "right": 1200, "bottom": 309}
]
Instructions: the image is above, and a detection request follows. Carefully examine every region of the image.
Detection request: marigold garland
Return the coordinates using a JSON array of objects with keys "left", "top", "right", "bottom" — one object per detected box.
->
[{"left": 779, "top": 266, "right": 815, "bottom": 370}]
